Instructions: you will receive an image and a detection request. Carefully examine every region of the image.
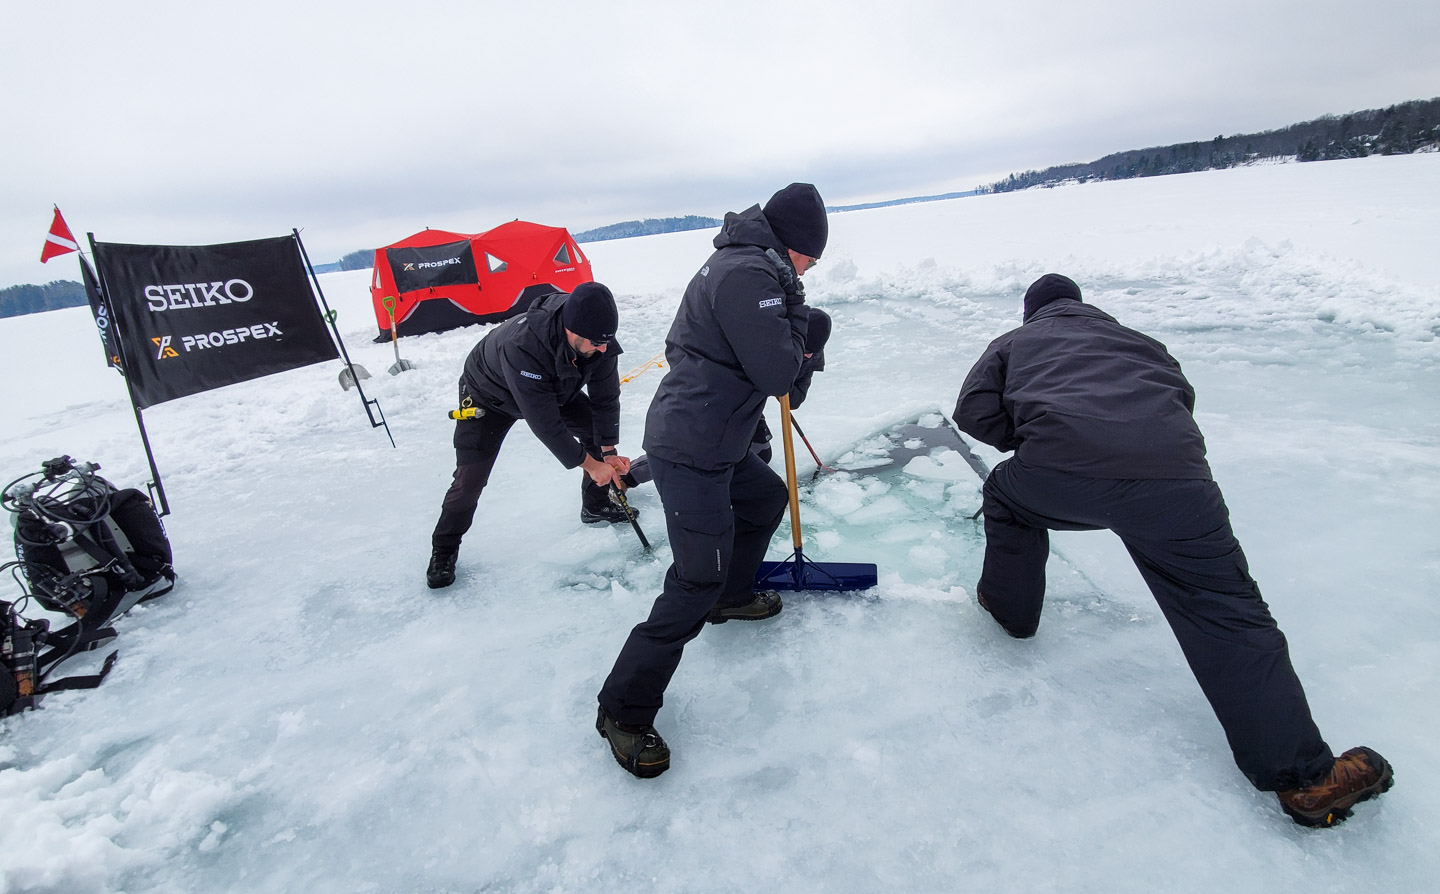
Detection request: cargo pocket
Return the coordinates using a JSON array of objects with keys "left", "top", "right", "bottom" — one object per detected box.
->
[{"left": 668, "top": 509, "right": 732, "bottom": 584}]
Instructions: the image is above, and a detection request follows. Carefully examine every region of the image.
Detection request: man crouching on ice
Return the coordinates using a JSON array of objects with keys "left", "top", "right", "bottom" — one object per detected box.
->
[
  {"left": 425, "top": 282, "right": 634, "bottom": 589},
  {"left": 953, "top": 273, "right": 1393, "bottom": 827}
]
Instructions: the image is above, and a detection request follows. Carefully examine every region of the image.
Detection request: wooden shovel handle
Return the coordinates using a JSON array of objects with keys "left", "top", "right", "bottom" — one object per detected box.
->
[{"left": 778, "top": 394, "right": 803, "bottom": 550}]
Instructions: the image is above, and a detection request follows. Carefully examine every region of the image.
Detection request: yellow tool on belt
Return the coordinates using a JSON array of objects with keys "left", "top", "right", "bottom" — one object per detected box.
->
[{"left": 448, "top": 396, "right": 484, "bottom": 420}]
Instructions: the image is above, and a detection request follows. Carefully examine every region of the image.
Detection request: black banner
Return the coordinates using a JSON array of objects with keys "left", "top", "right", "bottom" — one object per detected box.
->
[
  {"left": 80, "top": 255, "right": 121, "bottom": 369},
  {"left": 386, "top": 240, "right": 478, "bottom": 294},
  {"left": 93, "top": 236, "right": 339, "bottom": 408}
]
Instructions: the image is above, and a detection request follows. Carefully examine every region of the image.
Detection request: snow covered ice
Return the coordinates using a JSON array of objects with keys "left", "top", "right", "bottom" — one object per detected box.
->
[{"left": 2, "top": 154, "right": 1438, "bottom": 892}]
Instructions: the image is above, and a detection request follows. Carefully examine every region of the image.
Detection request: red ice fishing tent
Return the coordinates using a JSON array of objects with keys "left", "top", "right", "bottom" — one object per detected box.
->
[{"left": 369, "top": 220, "right": 593, "bottom": 341}]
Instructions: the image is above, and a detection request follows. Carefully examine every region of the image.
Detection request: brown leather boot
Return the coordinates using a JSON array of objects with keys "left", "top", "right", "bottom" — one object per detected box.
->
[{"left": 1276, "top": 746, "right": 1393, "bottom": 827}]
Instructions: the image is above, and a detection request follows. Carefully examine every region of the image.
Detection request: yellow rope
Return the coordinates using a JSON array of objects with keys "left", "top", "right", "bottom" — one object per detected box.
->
[{"left": 620, "top": 352, "right": 666, "bottom": 384}]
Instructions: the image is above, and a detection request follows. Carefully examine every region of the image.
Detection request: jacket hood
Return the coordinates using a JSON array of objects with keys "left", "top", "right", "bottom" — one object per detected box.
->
[
  {"left": 1024, "top": 298, "right": 1115, "bottom": 326},
  {"left": 522, "top": 291, "right": 575, "bottom": 360},
  {"left": 713, "top": 204, "right": 785, "bottom": 253},
  {"left": 524, "top": 289, "right": 567, "bottom": 325}
]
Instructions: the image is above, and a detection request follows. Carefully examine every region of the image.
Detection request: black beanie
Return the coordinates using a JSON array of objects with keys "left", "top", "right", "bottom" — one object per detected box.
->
[
  {"left": 1022, "top": 273, "right": 1083, "bottom": 322},
  {"left": 804, "top": 307, "right": 832, "bottom": 354},
  {"left": 762, "top": 183, "right": 829, "bottom": 258},
  {"left": 562, "top": 282, "right": 618, "bottom": 344}
]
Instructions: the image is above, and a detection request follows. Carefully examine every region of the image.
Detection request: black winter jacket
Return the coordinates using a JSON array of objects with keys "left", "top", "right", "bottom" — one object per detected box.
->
[
  {"left": 643, "top": 205, "right": 808, "bottom": 470},
  {"left": 754, "top": 348, "right": 825, "bottom": 447},
  {"left": 953, "top": 299, "right": 1211, "bottom": 479},
  {"left": 460, "top": 291, "right": 623, "bottom": 468}
]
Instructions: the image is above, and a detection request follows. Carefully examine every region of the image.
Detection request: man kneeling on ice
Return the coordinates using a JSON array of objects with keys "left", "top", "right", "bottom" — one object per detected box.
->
[
  {"left": 425, "top": 282, "right": 635, "bottom": 589},
  {"left": 953, "top": 273, "right": 1393, "bottom": 827},
  {"left": 594, "top": 182, "right": 826, "bottom": 778}
]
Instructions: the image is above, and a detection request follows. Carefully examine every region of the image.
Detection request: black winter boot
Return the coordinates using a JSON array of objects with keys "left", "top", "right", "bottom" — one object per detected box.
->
[
  {"left": 596, "top": 706, "right": 670, "bottom": 778},
  {"left": 707, "top": 589, "right": 783, "bottom": 624},
  {"left": 426, "top": 549, "right": 458, "bottom": 589}
]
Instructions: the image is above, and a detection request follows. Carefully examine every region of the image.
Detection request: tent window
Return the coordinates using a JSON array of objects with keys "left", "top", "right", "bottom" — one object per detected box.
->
[
  {"left": 554, "top": 244, "right": 571, "bottom": 265},
  {"left": 486, "top": 253, "right": 507, "bottom": 273}
]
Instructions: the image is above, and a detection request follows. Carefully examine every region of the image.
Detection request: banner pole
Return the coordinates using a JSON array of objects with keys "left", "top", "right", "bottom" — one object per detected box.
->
[
  {"left": 87, "top": 233, "right": 171, "bottom": 516},
  {"left": 293, "top": 230, "right": 395, "bottom": 448}
]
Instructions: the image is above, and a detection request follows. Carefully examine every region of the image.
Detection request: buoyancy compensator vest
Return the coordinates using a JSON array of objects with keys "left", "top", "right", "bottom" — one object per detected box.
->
[{"left": 2, "top": 456, "right": 173, "bottom": 715}]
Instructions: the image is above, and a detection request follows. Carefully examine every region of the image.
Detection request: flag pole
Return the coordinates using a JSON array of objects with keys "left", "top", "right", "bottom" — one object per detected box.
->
[
  {"left": 87, "top": 233, "right": 171, "bottom": 517},
  {"left": 292, "top": 229, "right": 395, "bottom": 448}
]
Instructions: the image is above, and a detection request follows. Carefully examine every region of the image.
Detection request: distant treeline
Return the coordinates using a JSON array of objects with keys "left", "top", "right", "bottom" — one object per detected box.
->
[
  {"left": 1, "top": 249, "right": 379, "bottom": 317},
  {"left": 575, "top": 216, "right": 721, "bottom": 243},
  {"left": 8, "top": 100, "right": 1436, "bottom": 317},
  {"left": 333, "top": 249, "right": 373, "bottom": 271},
  {"left": 309, "top": 248, "right": 375, "bottom": 275},
  {"left": 829, "top": 190, "right": 980, "bottom": 213},
  {"left": 987, "top": 97, "right": 1440, "bottom": 193},
  {"left": 0, "top": 280, "right": 87, "bottom": 319}
]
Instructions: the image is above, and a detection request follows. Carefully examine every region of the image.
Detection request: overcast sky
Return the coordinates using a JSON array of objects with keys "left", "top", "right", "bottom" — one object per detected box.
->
[{"left": 2, "top": 0, "right": 1435, "bottom": 291}]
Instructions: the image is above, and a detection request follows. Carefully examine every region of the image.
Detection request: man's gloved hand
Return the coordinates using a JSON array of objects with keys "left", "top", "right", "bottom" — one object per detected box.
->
[
  {"left": 581, "top": 453, "right": 617, "bottom": 488},
  {"left": 603, "top": 450, "right": 631, "bottom": 477},
  {"left": 764, "top": 248, "right": 806, "bottom": 305}
]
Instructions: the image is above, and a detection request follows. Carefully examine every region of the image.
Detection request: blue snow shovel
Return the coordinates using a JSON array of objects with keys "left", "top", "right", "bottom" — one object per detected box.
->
[{"left": 755, "top": 395, "right": 878, "bottom": 591}]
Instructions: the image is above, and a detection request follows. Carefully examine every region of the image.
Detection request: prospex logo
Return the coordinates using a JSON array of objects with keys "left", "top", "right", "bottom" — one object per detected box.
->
[
  {"left": 152, "top": 336, "right": 179, "bottom": 359},
  {"left": 401, "top": 257, "right": 462, "bottom": 272},
  {"left": 173, "top": 322, "right": 284, "bottom": 353}
]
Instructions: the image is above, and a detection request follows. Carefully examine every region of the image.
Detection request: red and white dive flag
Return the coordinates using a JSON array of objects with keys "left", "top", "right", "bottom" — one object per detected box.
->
[{"left": 41, "top": 206, "right": 80, "bottom": 262}]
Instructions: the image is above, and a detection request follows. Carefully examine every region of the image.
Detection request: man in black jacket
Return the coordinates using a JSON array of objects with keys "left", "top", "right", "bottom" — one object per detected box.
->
[
  {"left": 953, "top": 273, "right": 1392, "bottom": 827},
  {"left": 619, "top": 306, "right": 831, "bottom": 487},
  {"left": 594, "top": 183, "right": 826, "bottom": 778},
  {"left": 426, "top": 282, "right": 634, "bottom": 589}
]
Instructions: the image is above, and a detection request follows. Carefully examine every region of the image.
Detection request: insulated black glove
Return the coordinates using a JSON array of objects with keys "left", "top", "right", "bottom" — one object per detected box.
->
[{"left": 764, "top": 248, "right": 806, "bottom": 305}]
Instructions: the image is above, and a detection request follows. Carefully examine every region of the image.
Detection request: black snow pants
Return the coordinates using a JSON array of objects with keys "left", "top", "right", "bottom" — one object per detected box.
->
[
  {"left": 430, "top": 397, "right": 610, "bottom": 552},
  {"left": 978, "top": 458, "right": 1334, "bottom": 791},
  {"left": 598, "top": 452, "right": 788, "bottom": 726}
]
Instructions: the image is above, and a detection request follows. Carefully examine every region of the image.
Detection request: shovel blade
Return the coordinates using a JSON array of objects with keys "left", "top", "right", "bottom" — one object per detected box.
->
[
  {"left": 388, "top": 359, "right": 416, "bottom": 375},
  {"left": 755, "top": 554, "right": 878, "bottom": 592},
  {"left": 338, "top": 364, "right": 372, "bottom": 391}
]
